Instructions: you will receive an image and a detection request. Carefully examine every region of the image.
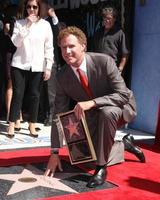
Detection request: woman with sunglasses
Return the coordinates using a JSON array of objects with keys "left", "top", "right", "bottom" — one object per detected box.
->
[{"left": 7, "top": 0, "right": 53, "bottom": 137}]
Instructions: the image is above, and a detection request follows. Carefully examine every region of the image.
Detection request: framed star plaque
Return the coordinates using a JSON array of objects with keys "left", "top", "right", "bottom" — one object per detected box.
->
[{"left": 56, "top": 110, "right": 97, "bottom": 165}]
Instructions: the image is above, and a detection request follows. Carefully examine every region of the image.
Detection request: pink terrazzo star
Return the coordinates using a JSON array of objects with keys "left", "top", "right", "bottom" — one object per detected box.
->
[{"left": 0, "top": 164, "right": 78, "bottom": 195}]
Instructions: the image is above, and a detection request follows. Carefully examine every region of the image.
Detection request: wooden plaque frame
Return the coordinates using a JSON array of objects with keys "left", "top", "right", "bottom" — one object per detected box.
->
[{"left": 56, "top": 110, "right": 97, "bottom": 165}]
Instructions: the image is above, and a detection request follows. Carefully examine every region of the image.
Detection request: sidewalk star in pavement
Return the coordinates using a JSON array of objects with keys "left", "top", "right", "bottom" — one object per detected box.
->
[{"left": 0, "top": 164, "right": 78, "bottom": 195}]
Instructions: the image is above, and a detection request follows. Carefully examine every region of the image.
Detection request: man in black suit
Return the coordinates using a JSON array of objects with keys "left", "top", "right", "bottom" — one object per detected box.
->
[
  {"left": 44, "top": 26, "right": 145, "bottom": 188},
  {"left": 0, "top": 19, "right": 5, "bottom": 116},
  {"left": 39, "top": 0, "right": 64, "bottom": 126}
]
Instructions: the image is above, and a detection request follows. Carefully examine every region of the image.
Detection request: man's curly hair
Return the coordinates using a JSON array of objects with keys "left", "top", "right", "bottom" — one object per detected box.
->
[{"left": 57, "top": 26, "right": 87, "bottom": 48}]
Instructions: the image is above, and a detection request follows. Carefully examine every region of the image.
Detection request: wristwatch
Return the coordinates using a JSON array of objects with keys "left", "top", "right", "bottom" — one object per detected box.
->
[{"left": 50, "top": 148, "right": 59, "bottom": 154}]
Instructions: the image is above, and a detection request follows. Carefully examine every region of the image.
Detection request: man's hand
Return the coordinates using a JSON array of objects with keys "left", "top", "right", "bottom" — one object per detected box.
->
[
  {"left": 43, "top": 69, "right": 51, "bottom": 81},
  {"left": 44, "top": 154, "right": 63, "bottom": 177},
  {"left": 48, "top": 8, "right": 56, "bottom": 18},
  {"left": 74, "top": 100, "right": 96, "bottom": 120}
]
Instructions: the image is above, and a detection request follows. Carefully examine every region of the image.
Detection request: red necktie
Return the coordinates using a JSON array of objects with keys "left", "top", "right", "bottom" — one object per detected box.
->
[{"left": 77, "top": 68, "right": 93, "bottom": 98}]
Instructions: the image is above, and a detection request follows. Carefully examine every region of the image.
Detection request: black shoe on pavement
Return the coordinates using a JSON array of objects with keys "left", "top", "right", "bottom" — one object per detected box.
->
[
  {"left": 123, "top": 133, "right": 146, "bottom": 163},
  {"left": 86, "top": 166, "right": 107, "bottom": 188}
]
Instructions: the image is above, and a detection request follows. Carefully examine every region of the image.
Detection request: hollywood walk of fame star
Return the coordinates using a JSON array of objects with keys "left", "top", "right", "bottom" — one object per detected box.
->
[
  {"left": 64, "top": 117, "right": 80, "bottom": 138},
  {"left": 0, "top": 164, "right": 79, "bottom": 195}
]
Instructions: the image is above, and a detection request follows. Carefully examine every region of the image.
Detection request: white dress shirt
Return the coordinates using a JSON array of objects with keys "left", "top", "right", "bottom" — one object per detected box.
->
[
  {"left": 11, "top": 18, "right": 54, "bottom": 72},
  {"left": 51, "top": 15, "right": 59, "bottom": 25},
  {"left": 71, "top": 57, "right": 87, "bottom": 81},
  {"left": 44, "top": 15, "right": 59, "bottom": 25}
]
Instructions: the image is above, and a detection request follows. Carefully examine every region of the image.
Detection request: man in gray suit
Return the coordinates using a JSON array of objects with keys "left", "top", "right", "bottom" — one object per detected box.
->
[{"left": 44, "top": 26, "right": 140, "bottom": 188}]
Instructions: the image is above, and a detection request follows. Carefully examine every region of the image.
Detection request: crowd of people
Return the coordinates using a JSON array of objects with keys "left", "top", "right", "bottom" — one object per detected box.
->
[
  {"left": 0, "top": 0, "right": 64, "bottom": 132},
  {"left": 0, "top": 0, "right": 145, "bottom": 188}
]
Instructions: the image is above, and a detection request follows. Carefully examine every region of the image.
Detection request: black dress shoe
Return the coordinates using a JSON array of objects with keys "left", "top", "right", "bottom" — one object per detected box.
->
[
  {"left": 123, "top": 133, "right": 146, "bottom": 163},
  {"left": 86, "top": 166, "right": 107, "bottom": 188}
]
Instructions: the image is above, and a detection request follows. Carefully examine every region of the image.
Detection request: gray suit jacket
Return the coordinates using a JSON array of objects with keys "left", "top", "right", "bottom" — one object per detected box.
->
[{"left": 51, "top": 52, "right": 137, "bottom": 148}]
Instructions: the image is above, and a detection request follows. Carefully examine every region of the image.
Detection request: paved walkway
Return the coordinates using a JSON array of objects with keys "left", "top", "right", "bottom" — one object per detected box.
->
[
  {"left": 0, "top": 120, "right": 51, "bottom": 151},
  {"left": 0, "top": 119, "right": 155, "bottom": 151}
]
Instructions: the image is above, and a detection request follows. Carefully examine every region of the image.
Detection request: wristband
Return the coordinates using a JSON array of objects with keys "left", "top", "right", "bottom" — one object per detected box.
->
[{"left": 51, "top": 148, "right": 59, "bottom": 154}]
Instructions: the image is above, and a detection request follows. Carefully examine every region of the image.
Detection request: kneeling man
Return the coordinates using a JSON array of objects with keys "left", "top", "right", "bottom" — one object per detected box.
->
[{"left": 44, "top": 26, "right": 142, "bottom": 188}]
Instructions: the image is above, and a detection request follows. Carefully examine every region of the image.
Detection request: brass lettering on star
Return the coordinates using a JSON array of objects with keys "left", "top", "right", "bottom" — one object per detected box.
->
[{"left": 18, "top": 177, "right": 37, "bottom": 183}]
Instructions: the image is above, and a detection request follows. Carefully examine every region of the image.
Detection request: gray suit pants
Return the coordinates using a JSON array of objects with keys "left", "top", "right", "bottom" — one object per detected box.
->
[{"left": 87, "top": 106, "right": 125, "bottom": 166}]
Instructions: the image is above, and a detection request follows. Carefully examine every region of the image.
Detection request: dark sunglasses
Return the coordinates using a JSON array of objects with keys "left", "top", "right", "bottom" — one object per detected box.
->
[{"left": 26, "top": 5, "right": 38, "bottom": 10}]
